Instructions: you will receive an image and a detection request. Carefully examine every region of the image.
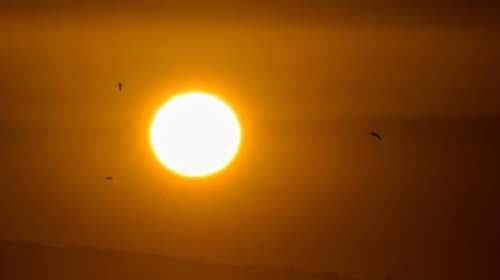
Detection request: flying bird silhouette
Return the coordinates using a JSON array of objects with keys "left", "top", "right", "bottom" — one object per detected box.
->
[
  {"left": 105, "top": 177, "right": 113, "bottom": 180},
  {"left": 368, "top": 132, "right": 382, "bottom": 141},
  {"left": 118, "top": 82, "right": 123, "bottom": 92}
]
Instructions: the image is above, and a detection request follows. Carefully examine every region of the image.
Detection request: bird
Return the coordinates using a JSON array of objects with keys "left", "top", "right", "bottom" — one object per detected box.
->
[
  {"left": 368, "top": 132, "right": 382, "bottom": 141},
  {"left": 118, "top": 82, "right": 123, "bottom": 92},
  {"left": 105, "top": 177, "right": 113, "bottom": 180}
]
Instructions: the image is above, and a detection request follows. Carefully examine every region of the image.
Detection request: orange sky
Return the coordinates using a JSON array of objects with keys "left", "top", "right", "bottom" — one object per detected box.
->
[{"left": 0, "top": 1, "right": 499, "bottom": 280}]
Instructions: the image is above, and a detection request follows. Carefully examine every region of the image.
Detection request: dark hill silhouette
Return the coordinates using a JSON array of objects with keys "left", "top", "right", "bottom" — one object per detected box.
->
[{"left": 0, "top": 240, "right": 361, "bottom": 280}]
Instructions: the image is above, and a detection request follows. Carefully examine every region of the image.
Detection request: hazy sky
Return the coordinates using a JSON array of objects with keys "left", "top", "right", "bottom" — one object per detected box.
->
[{"left": 0, "top": 1, "right": 499, "bottom": 280}]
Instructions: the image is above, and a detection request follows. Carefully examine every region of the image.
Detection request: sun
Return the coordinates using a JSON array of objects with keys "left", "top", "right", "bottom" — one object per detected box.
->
[{"left": 150, "top": 93, "right": 241, "bottom": 177}]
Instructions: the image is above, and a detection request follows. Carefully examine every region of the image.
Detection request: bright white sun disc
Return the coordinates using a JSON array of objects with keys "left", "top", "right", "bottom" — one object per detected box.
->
[{"left": 150, "top": 93, "right": 241, "bottom": 177}]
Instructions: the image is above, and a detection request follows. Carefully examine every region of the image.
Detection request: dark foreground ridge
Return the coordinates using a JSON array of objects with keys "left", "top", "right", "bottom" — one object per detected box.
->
[{"left": 0, "top": 240, "right": 362, "bottom": 280}]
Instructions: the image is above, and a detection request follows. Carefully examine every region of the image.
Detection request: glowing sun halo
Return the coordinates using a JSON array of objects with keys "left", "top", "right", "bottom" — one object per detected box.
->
[{"left": 150, "top": 93, "right": 241, "bottom": 177}]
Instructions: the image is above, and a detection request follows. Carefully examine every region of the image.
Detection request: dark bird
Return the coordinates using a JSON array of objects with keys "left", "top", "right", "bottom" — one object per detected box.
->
[
  {"left": 368, "top": 132, "right": 382, "bottom": 141},
  {"left": 105, "top": 177, "right": 113, "bottom": 180},
  {"left": 118, "top": 82, "right": 123, "bottom": 92}
]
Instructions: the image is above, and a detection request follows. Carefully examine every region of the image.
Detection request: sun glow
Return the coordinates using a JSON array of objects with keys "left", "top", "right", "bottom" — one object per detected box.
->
[{"left": 150, "top": 93, "right": 241, "bottom": 177}]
